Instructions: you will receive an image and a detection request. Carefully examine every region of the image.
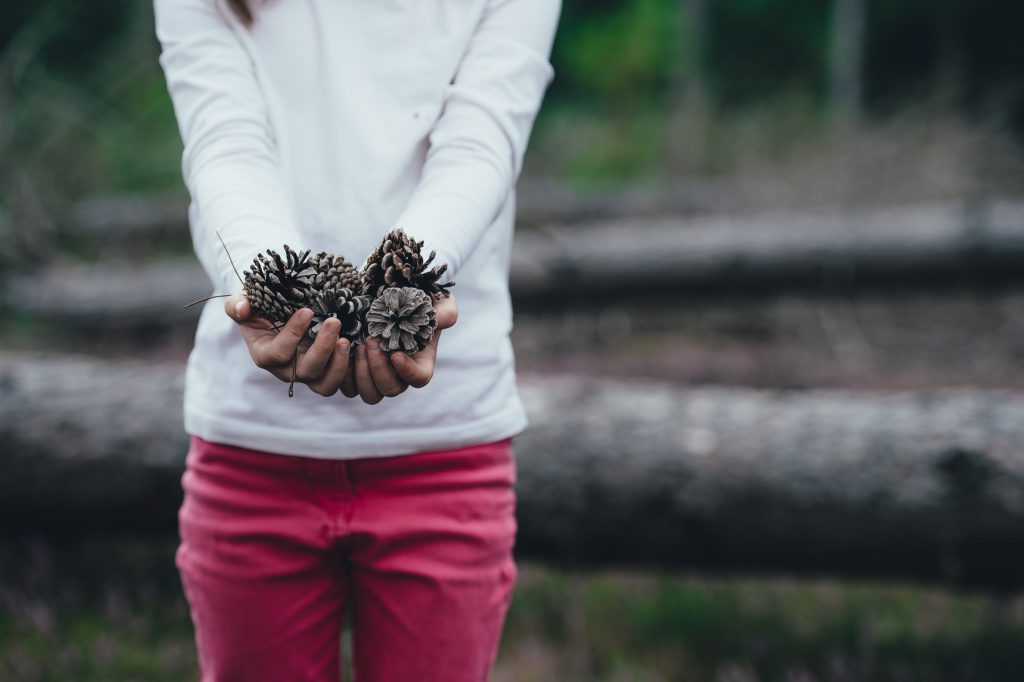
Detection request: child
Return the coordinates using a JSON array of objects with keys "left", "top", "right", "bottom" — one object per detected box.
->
[{"left": 154, "top": 0, "right": 560, "bottom": 679}]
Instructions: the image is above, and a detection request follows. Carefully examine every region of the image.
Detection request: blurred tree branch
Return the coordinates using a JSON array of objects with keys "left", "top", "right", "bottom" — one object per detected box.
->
[{"left": 668, "top": 0, "right": 708, "bottom": 173}]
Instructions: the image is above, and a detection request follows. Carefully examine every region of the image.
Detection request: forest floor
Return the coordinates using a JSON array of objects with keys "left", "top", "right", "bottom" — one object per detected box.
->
[
  {"left": 4, "top": 535, "right": 1024, "bottom": 682},
  {"left": 4, "top": 107, "right": 1024, "bottom": 681}
]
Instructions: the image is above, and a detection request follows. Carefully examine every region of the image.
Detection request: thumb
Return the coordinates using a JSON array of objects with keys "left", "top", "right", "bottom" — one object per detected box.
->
[{"left": 224, "top": 293, "right": 251, "bottom": 323}]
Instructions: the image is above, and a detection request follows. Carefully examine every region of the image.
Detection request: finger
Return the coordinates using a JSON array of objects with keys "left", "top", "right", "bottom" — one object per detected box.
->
[
  {"left": 224, "top": 293, "right": 251, "bottom": 323},
  {"left": 354, "top": 344, "right": 383, "bottom": 405},
  {"left": 227, "top": 295, "right": 277, "bottom": 333},
  {"left": 391, "top": 334, "right": 438, "bottom": 389},
  {"left": 433, "top": 294, "right": 458, "bottom": 330},
  {"left": 308, "top": 338, "right": 351, "bottom": 396},
  {"left": 296, "top": 318, "right": 340, "bottom": 382},
  {"left": 236, "top": 317, "right": 281, "bottom": 363},
  {"left": 340, "top": 353, "right": 359, "bottom": 398},
  {"left": 264, "top": 366, "right": 294, "bottom": 384},
  {"left": 365, "top": 337, "right": 408, "bottom": 398},
  {"left": 252, "top": 308, "right": 313, "bottom": 368}
]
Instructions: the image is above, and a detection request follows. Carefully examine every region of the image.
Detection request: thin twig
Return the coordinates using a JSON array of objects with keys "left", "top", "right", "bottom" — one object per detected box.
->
[
  {"left": 288, "top": 354, "right": 297, "bottom": 398},
  {"left": 217, "top": 230, "right": 245, "bottom": 285},
  {"left": 184, "top": 234, "right": 299, "bottom": 398},
  {"left": 182, "top": 293, "right": 232, "bottom": 309}
]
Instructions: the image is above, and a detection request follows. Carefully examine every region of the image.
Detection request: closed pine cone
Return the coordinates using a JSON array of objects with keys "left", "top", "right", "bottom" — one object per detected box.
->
[
  {"left": 310, "top": 252, "right": 361, "bottom": 291},
  {"left": 308, "top": 286, "right": 371, "bottom": 343},
  {"left": 362, "top": 228, "right": 454, "bottom": 299},
  {"left": 366, "top": 287, "right": 437, "bottom": 354}
]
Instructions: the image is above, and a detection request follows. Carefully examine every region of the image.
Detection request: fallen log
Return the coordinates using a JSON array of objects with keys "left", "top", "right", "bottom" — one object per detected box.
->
[
  {"left": 515, "top": 379, "right": 1024, "bottom": 589},
  {"left": 2, "top": 260, "right": 209, "bottom": 328},
  {"left": 64, "top": 180, "right": 723, "bottom": 248},
  {"left": 7, "top": 200, "right": 1024, "bottom": 330},
  {"left": 2, "top": 354, "right": 1024, "bottom": 588},
  {"left": 511, "top": 198, "right": 1024, "bottom": 302},
  {"left": 67, "top": 194, "right": 189, "bottom": 249}
]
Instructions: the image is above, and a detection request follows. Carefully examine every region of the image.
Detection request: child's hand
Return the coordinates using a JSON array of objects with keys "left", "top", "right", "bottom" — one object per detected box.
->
[
  {"left": 346, "top": 294, "right": 458, "bottom": 404},
  {"left": 224, "top": 293, "right": 352, "bottom": 397}
]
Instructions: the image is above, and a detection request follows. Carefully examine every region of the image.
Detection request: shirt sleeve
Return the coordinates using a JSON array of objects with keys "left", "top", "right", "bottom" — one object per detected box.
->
[
  {"left": 393, "top": 0, "right": 561, "bottom": 279},
  {"left": 154, "top": 0, "right": 302, "bottom": 292}
]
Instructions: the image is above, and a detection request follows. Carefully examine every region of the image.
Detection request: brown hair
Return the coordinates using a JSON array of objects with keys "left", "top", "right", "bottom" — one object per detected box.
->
[{"left": 227, "top": 0, "right": 253, "bottom": 26}]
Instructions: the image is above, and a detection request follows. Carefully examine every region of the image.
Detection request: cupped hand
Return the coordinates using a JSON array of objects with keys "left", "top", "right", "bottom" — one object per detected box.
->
[
  {"left": 224, "top": 293, "right": 352, "bottom": 397},
  {"left": 346, "top": 293, "right": 458, "bottom": 404}
]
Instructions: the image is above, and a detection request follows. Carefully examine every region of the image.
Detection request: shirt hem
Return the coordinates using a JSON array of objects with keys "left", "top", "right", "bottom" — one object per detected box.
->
[{"left": 183, "top": 401, "right": 529, "bottom": 460}]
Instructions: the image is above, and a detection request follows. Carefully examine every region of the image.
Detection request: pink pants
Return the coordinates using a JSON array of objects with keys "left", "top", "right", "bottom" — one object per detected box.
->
[{"left": 176, "top": 435, "right": 518, "bottom": 682}]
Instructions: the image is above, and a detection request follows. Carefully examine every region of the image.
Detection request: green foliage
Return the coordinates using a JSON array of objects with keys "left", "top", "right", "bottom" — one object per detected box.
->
[
  {"left": 3, "top": 0, "right": 1024, "bottom": 197},
  {"left": 0, "top": 4, "right": 182, "bottom": 195},
  {"left": 0, "top": 2, "right": 131, "bottom": 73},
  {"left": 530, "top": 106, "right": 669, "bottom": 184},
  {"left": 528, "top": 93, "right": 829, "bottom": 184},
  {"left": 502, "top": 568, "right": 1024, "bottom": 681},
  {"left": 706, "top": 0, "right": 830, "bottom": 106},
  {"left": 0, "top": 1, "right": 182, "bottom": 267},
  {"left": 556, "top": 0, "right": 680, "bottom": 108},
  {"left": 0, "top": 538, "right": 195, "bottom": 682}
]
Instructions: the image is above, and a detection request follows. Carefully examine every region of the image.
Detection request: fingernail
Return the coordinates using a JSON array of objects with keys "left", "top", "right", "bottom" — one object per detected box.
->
[
  {"left": 234, "top": 299, "right": 245, "bottom": 318},
  {"left": 339, "top": 339, "right": 350, "bottom": 352},
  {"left": 365, "top": 338, "right": 379, "bottom": 351},
  {"left": 391, "top": 352, "right": 404, "bottom": 364}
]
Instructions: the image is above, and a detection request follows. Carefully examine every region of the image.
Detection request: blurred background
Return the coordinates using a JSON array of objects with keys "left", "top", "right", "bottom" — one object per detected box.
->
[{"left": 3, "top": 0, "right": 1024, "bottom": 680}]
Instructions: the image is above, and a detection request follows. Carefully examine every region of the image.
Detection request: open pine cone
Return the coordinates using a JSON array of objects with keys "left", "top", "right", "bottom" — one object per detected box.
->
[
  {"left": 243, "top": 245, "right": 317, "bottom": 324},
  {"left": 362, "top": 228, "right": 454, "bottom": 299},
  {"left": 365, "top": 287, "right": 437, "bottom": 354},
  {"left": 308, "top": 286, "right": 371, "bottom": 343}
]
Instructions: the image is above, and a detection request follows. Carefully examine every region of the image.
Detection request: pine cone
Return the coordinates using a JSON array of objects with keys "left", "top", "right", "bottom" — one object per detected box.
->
[
  {"left": 362, "top": 229, "right": 454, "bottom": 299},
  {"left": 243, "top": 245, "right": 317, "bottom": 324},
  {"left": 310, "top": 252, "right": 362, "bottom": 291},
  {"left": 308, "top": 286, "right": 371, "bottom": 343},
  {"left": 366, "top": 287, "right": 437, "bottom": 354}
]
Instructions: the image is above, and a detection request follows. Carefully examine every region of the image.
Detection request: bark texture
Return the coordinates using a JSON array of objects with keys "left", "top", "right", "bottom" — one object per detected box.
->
[
  {"left": 514, "top": 378, "right": 1024, "bottom": 588},
  {"left": 8, "top": 201, "right": 1024, "bottom": 330},
  {"left": 3, "top": 354, "right": 1024, "bottom": 587}
]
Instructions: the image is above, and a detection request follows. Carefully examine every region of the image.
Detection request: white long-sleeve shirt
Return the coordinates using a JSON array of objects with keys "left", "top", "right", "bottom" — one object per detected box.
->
[{"left": 155, "top": 0, "right": 559, "bottom": 459}]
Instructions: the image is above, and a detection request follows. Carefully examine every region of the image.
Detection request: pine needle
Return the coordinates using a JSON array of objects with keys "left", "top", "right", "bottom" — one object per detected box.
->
[
  {"left": 182, "top": 293, "right": 233, "bottom": 309},
  {"left": 288, "top": 354, "right": 297, "bottom": 398},
  {"left": 217, "top": 230, "right": 245, "bottom": 285}
]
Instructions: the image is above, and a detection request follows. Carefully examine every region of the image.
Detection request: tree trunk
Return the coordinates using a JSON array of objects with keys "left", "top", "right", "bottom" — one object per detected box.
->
[
  {"left": 830, "top": 0, "right": 866, "bottom": 130},
  {"left": 669, "top": 0, "right": 709, "bottom": 173},
  {"left": 4, "top": 354, "right": 1024, "bottom": 588}
]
